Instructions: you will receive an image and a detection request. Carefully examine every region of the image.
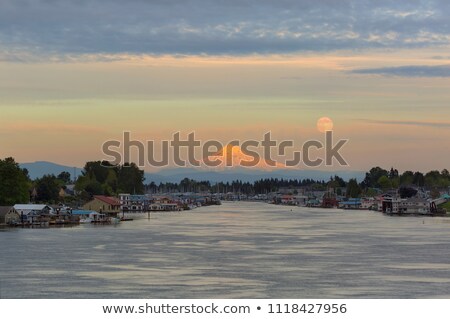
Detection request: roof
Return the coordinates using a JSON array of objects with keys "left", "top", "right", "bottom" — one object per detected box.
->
[
  {"left": 93, "top": 195, "right": 120, "bottom": 206},
  {"left": 341, "top": 201, "right": 361, "bottom": 205},
  {"left": 13, "top": 204, "right": 51, "bottom": 211},
  {"left": 72, "top": 210, "right": 96, "bottom": 215}
]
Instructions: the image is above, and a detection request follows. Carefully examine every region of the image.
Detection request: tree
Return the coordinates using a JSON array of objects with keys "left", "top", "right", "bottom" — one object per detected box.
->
[
  {"left": 377, "top": 176, "right": 392, "bottom": 191},
  {"left": 83, "top": 161, "right": 116, "bottom": 184},
  {"left": 361, "top": 167, "right": 388, "bottom": 188},
  {"left": 400, "top": 171, "right": 414, "bottom": 186},
  {"left": 0, "top": 157, "right": 31, "bottom": 205},
  {"left": 117, "top": 163, "right": 145, "bottom": 194},
  {"left": 75, "top": 174, "right": 104, "bottom": 197},
  {"left": 346, "top": 178, "right": 362, "bottom": 198},
  {"left": 365, "top": 188, "right": 378, "bottom": 197},
  {"left": 389, "top": 167, "right": 399, "bottom": 179},
  {"left": 413, "top": 172, "right": 425, "bottom": 187},
  {"left": 35, "top": 174, "right": 61, "bottom": 203},
  {"left": 391, "top": 177, "right": 400, "bottom": 189},
  {"left": 327, "top": 179, "right": 340, "bottom": 192},
  {"left": 57, "top": 171, "right": 72, "bottom": 184}
]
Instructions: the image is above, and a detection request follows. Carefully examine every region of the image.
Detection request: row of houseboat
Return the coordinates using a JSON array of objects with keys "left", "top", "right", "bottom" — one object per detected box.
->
[
  {"left": 272, "top": 191, "right": 449, "bottom": 216},
  {"left": 0, "top": 204, "right": 122, "bottom": 227},
  {"left": 0, "top": 193, "right": 222, "bottom": 227}
]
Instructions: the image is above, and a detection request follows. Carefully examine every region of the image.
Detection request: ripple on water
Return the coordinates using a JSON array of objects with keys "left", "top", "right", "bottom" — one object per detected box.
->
[{"left": 1, "top": 202, "right": 450, "bottom": 298}]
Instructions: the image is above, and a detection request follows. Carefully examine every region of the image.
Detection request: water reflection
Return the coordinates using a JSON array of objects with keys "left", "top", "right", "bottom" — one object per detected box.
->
[{"left": 1, "top": 202, "right": 450, "bottom": 298}]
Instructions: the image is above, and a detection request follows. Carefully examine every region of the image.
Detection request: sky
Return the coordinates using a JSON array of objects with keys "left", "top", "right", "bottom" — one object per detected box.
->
[{"left": 1, "top": 0, "right": 450, "bottom": 173}]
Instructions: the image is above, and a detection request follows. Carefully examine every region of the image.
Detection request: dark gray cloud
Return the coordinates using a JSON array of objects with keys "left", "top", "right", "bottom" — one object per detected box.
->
[
  {"left": 1, "top": 0, "right": 450, "bottom": 58},
  {"left": 359, "top": 119, "right": 450, "bottom": 128},
  {"left": 350, "top": 65, "right": 450, "bottom": 77}
]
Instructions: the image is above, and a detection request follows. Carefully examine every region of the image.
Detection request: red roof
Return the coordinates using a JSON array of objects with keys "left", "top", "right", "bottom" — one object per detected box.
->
[{"left": 94, "top": 195, "right": 120, "bottom": 206}]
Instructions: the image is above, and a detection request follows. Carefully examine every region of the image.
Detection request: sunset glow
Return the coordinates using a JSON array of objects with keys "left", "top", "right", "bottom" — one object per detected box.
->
[{"left": 1, "top": 1, "right": 450, "bottom": 173}]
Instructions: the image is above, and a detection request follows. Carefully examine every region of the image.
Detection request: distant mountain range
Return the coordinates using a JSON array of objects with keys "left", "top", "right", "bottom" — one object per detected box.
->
[
  {"left": 20, "top": 161, "right": 365, "bottom": 183},
  {"left": 20, "top": 161, "right": 83, "bottom": 181}
]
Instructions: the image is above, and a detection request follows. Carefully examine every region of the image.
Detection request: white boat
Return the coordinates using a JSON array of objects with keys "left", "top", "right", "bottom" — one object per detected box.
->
[
  {"left": 79, "top": 217, "right": 93, "bottom": 224},
  {"left": 74, "top": 210, "right": 121, "bottom": 224}
]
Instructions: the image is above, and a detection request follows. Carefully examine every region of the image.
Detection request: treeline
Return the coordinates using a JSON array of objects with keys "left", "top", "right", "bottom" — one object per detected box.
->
[
  {"left": 145, "top": 177, "right": 328, "bottom": 194},
  {"left": 74, "top": 161, "right": 144, "bottom": 199},
  {"left": 0, "top": 158, "right": 145, "bottom": 205},
  {"left": 330, "top": 167, "right": 450, "bottom": 199},
  {"left": 147, "top": 168, "right": 450, "bottom": 197},
  {"left": 0, "top": 157, "right": 73, "bottom": 205},
  {"left": 0, "top": 156, "right": 449, "bottom": 205}
]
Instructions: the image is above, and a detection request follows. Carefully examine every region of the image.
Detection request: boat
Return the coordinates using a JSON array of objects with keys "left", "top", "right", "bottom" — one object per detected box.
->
[
  {"left": 79, "top": 217, "right": 93, "bottom": 224},
  {"left": 73, "top": 210, "right": 119, "bottom": 224}
]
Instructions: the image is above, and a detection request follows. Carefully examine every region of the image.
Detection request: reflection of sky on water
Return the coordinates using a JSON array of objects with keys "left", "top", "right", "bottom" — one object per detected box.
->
[{"left": 1, "top": 202, "right": 450, "bottom": 298}]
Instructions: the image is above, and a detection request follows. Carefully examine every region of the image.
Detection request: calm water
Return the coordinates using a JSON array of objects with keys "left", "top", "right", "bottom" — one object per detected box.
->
[{"left": 1, "top": 201, "right": 450, "bottom": 299}]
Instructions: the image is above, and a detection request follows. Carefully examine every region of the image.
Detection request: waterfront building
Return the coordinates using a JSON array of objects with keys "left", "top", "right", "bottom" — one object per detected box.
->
[
  {"left": 360, "top": 197, "right": 376, "bottom": 210},
  {"left": 339, "top": 198, "right": 362, "bottom": 209},
  {"left": 381, "top": 197, "right": 431, "bottom": 215},
  {"left": 0, "top": 206, "right": 20, "bottom": 225},
  {"left": 13, "top": 204, "right": 54, "bottom": 224},
  {"left": 119, "top": 194, "right": 150, "bottom": 211},
  {"left": 83, "top": 195, "right": 121, "bottom": 213}
]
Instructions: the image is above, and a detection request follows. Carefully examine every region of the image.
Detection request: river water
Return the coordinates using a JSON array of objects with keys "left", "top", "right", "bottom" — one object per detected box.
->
[{"left": 1, "top": 201, "right": 450, "bottom": 298}]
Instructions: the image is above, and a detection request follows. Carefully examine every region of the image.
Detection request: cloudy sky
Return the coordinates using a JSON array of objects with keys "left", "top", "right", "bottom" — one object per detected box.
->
[{"left": 1, "top": 0, "right": 450, "bottom": 172}]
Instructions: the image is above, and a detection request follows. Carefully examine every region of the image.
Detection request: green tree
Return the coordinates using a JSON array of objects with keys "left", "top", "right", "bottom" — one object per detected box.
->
[
  {"left": 83, "top": 161, "right": 116, "bottom": 184},
  {"left": 365, "top": 188, "right": 378, "bottom": 197},
  {"left": 413, "top": 172, "right": 425, "bottom": 187},
  {"left": 57, "top": 171, "right": 72, "bottom": 184},
  {"left": 389, "top": 167, "right": 399, "bottom": 179},
  {"left": 35, "top": 174, "right": 61, "bottom": 203},
  {"left": 75, "top": 174, "right": 104, "bottom": 196},
  {"left": 362, "top": 167, "right": 388, "bottom": 188},
  {"left": 346, "top": 178, "right": 362, "bottom": 198},
  {"left": 378, "top": 176, "right": 392, "bottom": 191},
  {"left": 117, "top": 163, "right": 145, "bottom": 194},
  {"left": 391, "top": 177, "right": 400, "bottom": 189},
  {"left": 400, "top": 171, "right": 414, "bottom": 186},
  {"left": 0, "top": 157, "right": 31, "bottom": 205}
]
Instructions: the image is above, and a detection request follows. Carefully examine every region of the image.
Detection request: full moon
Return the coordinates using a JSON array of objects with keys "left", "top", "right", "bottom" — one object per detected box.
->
[{"left": 317, "top": 117, "right": 334, "bottom": 133}]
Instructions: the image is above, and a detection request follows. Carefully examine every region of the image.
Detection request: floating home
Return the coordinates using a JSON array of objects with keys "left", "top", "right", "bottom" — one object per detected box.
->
[
  {"left": 0, "top": 206, "right": 21, "bottom": 226},
  {"left": 380, "top": 197, "right": 444, "bottom": 215}
]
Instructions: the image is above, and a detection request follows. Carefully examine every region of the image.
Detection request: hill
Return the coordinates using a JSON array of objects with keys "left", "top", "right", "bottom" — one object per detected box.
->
[{"left": 20, "top": 161, "right": 365, "bottom": 184}]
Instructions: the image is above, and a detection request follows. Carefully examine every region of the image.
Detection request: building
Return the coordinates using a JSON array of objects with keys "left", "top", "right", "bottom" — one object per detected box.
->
[
  {"left": 83, "top": 195, "right": 121, "bottom": 213},
  {"left": 339, "top": 198, "right": 362, "bottom": 209},
  {"left": 13, "top": 204, "right": 54, "bottom": 224},
  {"left": 119, "top": 194, "right": 150, "bottom": 211},
  {"left": 278, "top": 187, "right": 305, "bottom": 195},
  {"left": 13, "top": 204, "right": 54, "bottom": 216},
  {"left": 280, "top": 195, "right": 295, "bottom": 205},
  {"left": 361, "top": 197, "right": 376, "bottom": 210},
  {"left": 0, "top": 206, "right": 20, "bottom": 225},
  {"left": 381, "top": 197, "right": 431, "bottom": 215},
  {"left": 149, "top": 203, "right": 181, "bottom": 211}
]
